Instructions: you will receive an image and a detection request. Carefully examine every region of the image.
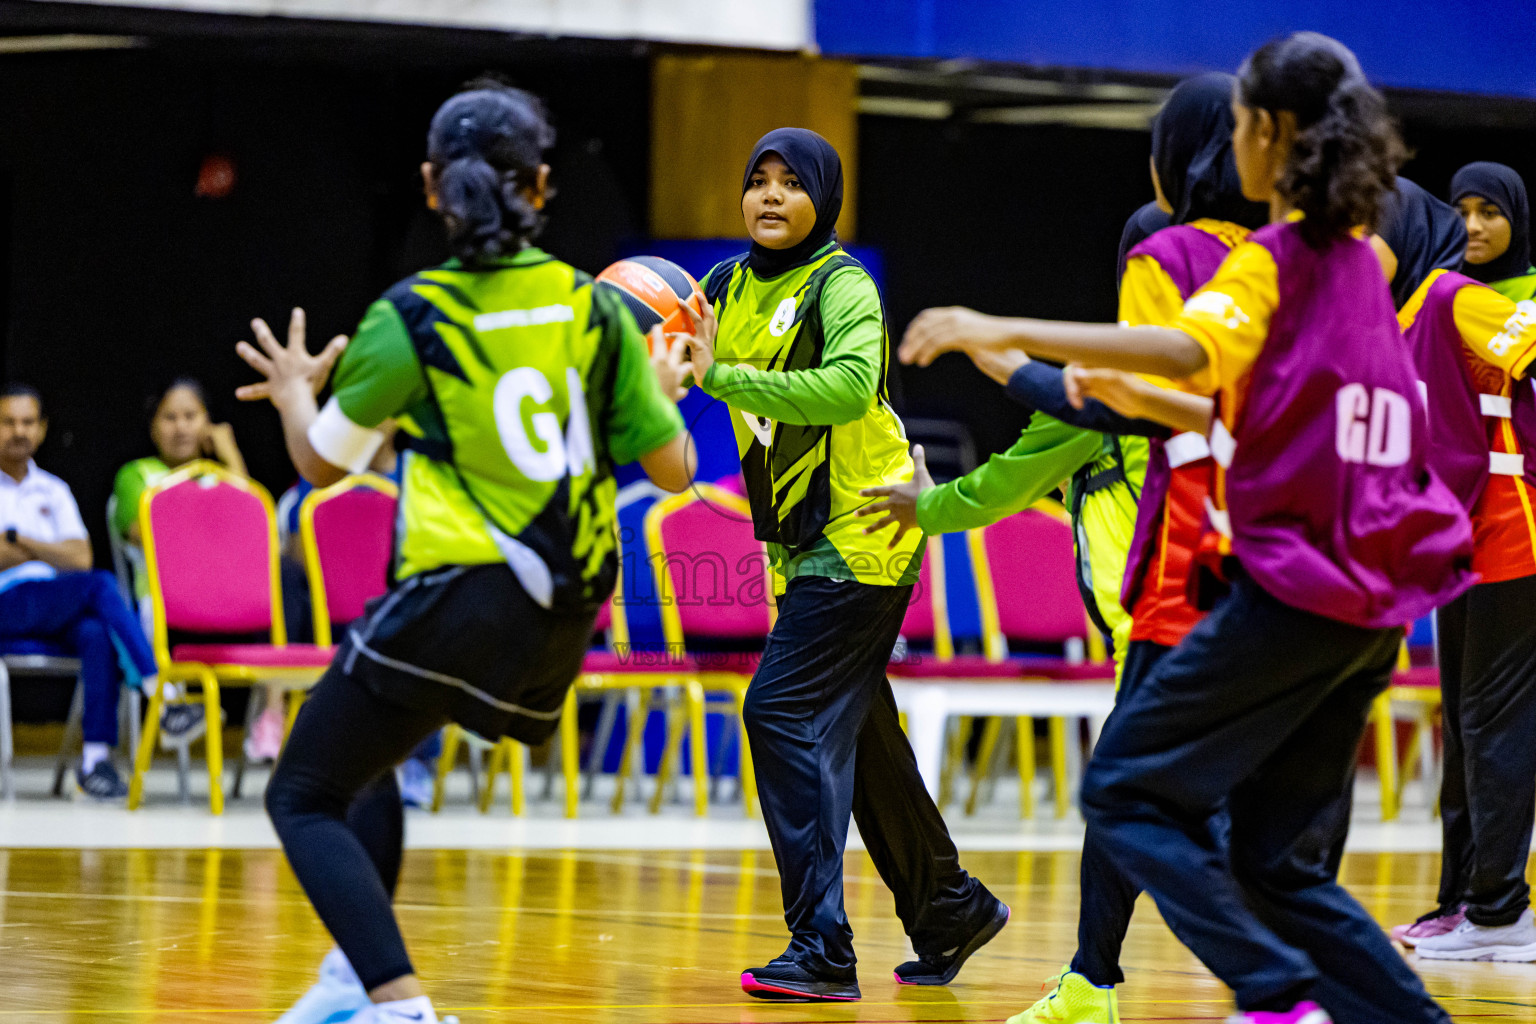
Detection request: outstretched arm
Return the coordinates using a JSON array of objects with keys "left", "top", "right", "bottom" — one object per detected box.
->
[
  {"left": 1004, "top": 361, "right": 1179, "bottom": 437},
  {"left": 899, "top": 306, "right": 1207, "bottom": 381},
  {"left": 679, "top": 270, "right": 883, "bottom": 426},
  {"left": 860, "top": 417, "right": 1103, "bottom": 539},
  {"left": 1060, "top": 366, "right": 1212, "bottom": 435}
]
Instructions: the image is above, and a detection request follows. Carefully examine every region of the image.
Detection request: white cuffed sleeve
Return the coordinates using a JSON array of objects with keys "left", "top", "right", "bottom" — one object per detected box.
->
[{"left": 307, "top": 396, "right": 386, "bottom": 474}]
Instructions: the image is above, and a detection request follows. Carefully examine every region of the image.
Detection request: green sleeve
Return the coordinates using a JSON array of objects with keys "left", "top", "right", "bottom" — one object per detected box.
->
[
  {"left": 330, "top": 299, "right": 431, "bottom": 429},
  {"left": 701, "top": 267, "right": 880, "bottom": 426},
  {"left": 915, "top": 417, "right": 1103, "bottom": 535},
  {"left": 111, "top": 461, "right": 147, "bottom": 536},
  {"left": 603, "top": 295, "right": 685, "bottom": 465}
]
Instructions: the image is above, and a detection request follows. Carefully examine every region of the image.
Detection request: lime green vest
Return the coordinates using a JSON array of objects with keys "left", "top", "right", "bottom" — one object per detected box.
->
[
  {"left": 705, "top": 249, "right": 922, "bottom": 586},
  {"left": 1066, "top": 433, "right": 1149, "bottom": 675},
  {"left": 387, "top": 256, "right": 626, "bottom": 611},
  {"left": 1490, "top": 271, "right": 1536, "bottom": 303}
]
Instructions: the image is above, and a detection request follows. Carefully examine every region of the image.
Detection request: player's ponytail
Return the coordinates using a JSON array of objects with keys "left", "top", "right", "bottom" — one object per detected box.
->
[
  {"left": 1238, "top": 33, "right": 1405, "bottom": 247},
  {"left": 427, "top": 77, "right": 555, "bottom": 266}
]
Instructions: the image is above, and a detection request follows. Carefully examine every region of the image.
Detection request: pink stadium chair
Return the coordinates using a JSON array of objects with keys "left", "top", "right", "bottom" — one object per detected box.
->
[
  {"left": 894, "top": 542, "right": 954, "bottom": 662},
  {"left": 889, "top": 504, "right": 1109, "bottom": 682},
  {"left": 128, "top": 461, "right": 334, "bottom": 814},
  {"left": 890, "top": 501, "right": 1117, "bottom": 818},
  {"left": 639, "top": 483, "right": 771, "bottom": 816},
  {"left": 570, "top": 578, "right": 709, "bottom": 817},
  {"left": 972, "top": 502, "right": 1109, "bottom": 667},
  {"left": 1372, "top": 625, "right": 1443, "bottom": 822},
  {"left": 299, "top": 475, "right": 399, "bottom": 648}
]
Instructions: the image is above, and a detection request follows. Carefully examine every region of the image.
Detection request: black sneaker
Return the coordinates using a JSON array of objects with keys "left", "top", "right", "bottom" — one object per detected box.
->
[
  {"left": 740, "top": 958, "right": 860, "bottom": 1002},
  {"left": 158, "top": 704, "right": 208, "bottom": 750},
  {"left": 76, "top": 761, "right": 129, "bottom": 801},
  {"left": 894, "top": 897, "right": 1011, "bottom": 985}
]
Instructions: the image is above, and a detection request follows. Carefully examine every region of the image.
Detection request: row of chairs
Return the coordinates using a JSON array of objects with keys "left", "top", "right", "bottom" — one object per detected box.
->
[
  {"left": 430, "top": 482, "right": 1123, "bottom": 820},
  {"left": 416, "top": 479, "right": 1448, "bottom": 824},
  {"left": 128, "top": 461, "right": 397, "bottom": 812},
  {"left": 7, "top": 456, "right": 1440, "bottom": 821}
]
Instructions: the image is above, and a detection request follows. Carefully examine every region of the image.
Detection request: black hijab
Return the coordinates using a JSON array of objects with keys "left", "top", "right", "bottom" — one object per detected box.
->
[
  {"left": 1377, "top": 177, "right": 1469, "bottom": 309},
  {"left": 1152, "top": 73, "right": 1269, "bottom": 231},
  {"left": 742, "top": 128, "right": 844, "bottom": 277},
  {"left": 1116, "top": 202, "right": 1170, "bottom": 287},
  {"left": 1451, "top": 162, "right": 1533, "bottom": 285}
]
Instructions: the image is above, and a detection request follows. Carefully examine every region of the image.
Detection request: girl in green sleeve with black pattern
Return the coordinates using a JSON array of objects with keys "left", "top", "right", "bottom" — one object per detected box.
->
[
  {"left": 237, "top": 81, "right": 694, "bottom": 1024},
  {"left": 674, "top": 128, "right": 1005, "bottom": 1004}
]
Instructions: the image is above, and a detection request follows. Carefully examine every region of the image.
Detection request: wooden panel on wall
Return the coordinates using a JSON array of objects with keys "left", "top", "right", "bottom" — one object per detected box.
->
[{"left": 651, "top": 53, "right": 857, "bottom": 241}]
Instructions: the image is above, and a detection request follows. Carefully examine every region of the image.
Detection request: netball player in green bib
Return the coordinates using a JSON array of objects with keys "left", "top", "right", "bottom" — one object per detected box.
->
[
  {"left": 237, "top": 82, "right": 693, "bottom": 1024},
  {"left": 674, "top": 128, "right": 1006, "bottom": 1002}
]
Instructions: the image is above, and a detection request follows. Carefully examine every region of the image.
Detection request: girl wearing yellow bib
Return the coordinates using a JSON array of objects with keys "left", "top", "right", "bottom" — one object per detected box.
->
[{"left": 677, "top": 128, "right": 1005, "bottom": 1003}]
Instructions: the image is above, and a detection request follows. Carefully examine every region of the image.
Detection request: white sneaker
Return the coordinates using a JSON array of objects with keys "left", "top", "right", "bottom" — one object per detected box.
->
[
  {"left": 1415, "top": 908, "right": 1536, "bottom": 962},
  {"left": 348, "top": 996, "right": 452, "bottom": 1024},
  {"left": 274, "top": 948, "right": 369, "bottom": 1024}
]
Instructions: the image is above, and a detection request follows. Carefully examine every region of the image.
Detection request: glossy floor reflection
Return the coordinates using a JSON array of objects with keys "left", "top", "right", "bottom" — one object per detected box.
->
[{"left": 0, "top": 849, "right": 1532, "bottom": 1022}]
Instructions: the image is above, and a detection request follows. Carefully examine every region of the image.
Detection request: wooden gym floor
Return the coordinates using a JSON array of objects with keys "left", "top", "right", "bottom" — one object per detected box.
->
[{"left": 1, "top": 848, "right": 1532, "bottom": 1023}]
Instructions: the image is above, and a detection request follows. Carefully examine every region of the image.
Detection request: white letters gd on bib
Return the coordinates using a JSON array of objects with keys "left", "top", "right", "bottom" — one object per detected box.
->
[{"left": 1335, "top": 384, "right": 1410, "bottom": 467}]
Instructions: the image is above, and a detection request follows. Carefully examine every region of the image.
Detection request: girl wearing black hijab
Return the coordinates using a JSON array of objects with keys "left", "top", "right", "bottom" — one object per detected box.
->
[
  {"left": 674, "top": 127, "right": 1006, "bottom": 1002},
  {"left": 1452, "top": 162, "right": 1536, "bottom": 301},
  {"left": 1384, "top": 175, "right": 1536, "bottom": 963}
]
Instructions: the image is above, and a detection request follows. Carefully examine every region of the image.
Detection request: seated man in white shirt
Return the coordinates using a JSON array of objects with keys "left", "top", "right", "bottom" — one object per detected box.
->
[{"left": 0, "top": 384, "right": 195, "bottom": 799}]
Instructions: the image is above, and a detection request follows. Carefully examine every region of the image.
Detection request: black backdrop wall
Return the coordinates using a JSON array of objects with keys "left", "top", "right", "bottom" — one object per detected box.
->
[
  {"left": 0, "top": 36, "right": 649, "bottom": 568},
  {"left": 861, "top": 118, "right": 1151, "bottom": 458},
  {"left": 862, "top": 112, "right": 1536, "bottom": 462}
]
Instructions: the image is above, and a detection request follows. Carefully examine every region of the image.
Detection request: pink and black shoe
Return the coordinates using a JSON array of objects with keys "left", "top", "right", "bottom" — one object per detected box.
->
[
  {"left": 1391, "top": 905, "right": 1466, "bottom": 947},
  {"left": 894, "top": 897, "right": 1011, "bottom": 985},
  {"left": 1226, "top": 1000, "right": 1331, "bottom": 1024},
  {"left": 741, "top": 958, "right": 860, "bottom": 1002}
]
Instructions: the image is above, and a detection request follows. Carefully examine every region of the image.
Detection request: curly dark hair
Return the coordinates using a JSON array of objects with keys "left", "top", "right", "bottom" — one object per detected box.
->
[
  {"left": 1238, "top": 32, "right": 1405, "bottom": 247},
  {"left": 427, "top": 75, "right": 557, "bottom": 266}
]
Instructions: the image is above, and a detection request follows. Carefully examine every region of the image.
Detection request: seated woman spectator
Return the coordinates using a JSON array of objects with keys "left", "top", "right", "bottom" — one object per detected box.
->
[
  {"left": 111, "top": 378, "right": 288, "bottom": 764},
  {"left": 113, "top": 379, "right": 248, "bottom": 605}
]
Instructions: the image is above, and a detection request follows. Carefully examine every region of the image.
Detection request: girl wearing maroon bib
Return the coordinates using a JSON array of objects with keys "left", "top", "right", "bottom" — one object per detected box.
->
[
  {"left": 1005, "top": 73, "right": 1265, "bottom": 1024},
  {"left": 1393, "top": 246, "right": 1536, "bottom": 959},
  {"left": 901, "top": 33, "right": 1472, "bottom": 1024}
]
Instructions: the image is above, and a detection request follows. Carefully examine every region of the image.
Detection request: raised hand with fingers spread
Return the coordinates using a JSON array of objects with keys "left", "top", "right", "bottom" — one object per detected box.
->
[
  {"left": 235, "top": 307, "right": 349, "bottom": 407},
  {"left": 233, "top": 307, "right": 350, "bottom": 486}
]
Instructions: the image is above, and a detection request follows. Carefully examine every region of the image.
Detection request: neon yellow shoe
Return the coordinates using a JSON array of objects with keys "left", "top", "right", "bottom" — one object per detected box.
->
[{"left": 1006, "top": 965, "right": 1119, "bottom": 1024}]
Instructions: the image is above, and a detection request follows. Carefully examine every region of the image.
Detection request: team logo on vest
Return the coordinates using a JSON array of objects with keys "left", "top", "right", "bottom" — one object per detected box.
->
[
  {"left": 742, "top": 410, "right": 774, "bottom": 446},
  {"left": 1184, "top": 290, "right": 1250, "bottom": 330},
  {"left": 769, "top": 297, "right": 797, "bottom": 337},
  {"left": 1336, "top": 384, "right": 1411, "bottom": 467}
]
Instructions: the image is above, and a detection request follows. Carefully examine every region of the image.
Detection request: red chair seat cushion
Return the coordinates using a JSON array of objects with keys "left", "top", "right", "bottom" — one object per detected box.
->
[
  {"left": 889, "top": 654, "right": 1114, "bottom": 682},
  {"left": 581, "top": 649, "right": 761, "bottom": 677},
  {"left": 171, "top": 643, "right": 336, "bottom": 668},
  {"left": 1392, "top": 665, "right": 1441, "bottom": 689}
]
